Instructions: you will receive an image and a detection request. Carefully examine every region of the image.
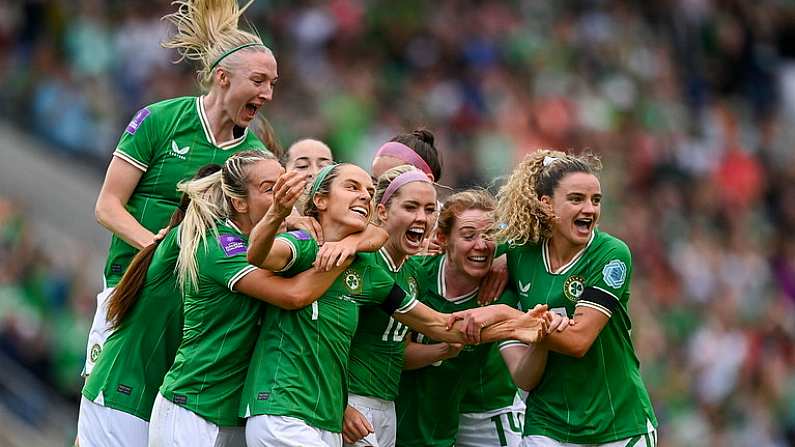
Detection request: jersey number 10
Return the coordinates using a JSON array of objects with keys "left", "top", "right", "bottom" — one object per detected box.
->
[{"left": 381, "top": 317, "right": 409, "bottom": 342}]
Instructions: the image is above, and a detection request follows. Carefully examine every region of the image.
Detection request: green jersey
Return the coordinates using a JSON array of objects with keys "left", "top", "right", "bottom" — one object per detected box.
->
[
  {"left": 104, "top": 96, "right": 266, "bottom": 287},
  {"left": 506, "top": 230, "right": 657, "bottom": 443},
  {"left": 160, "top": 220, "right": 261, "bottom": 427},
  {"left": 83, "top": 226, "right": 182, "bottom": 420},
  {"left": 241, "top": 231, "right": 416, "bottom": 433},
  {"left": 348, "top": 248, "right": 420, "bottom": 401},
  {"left": 396, "top": 254, "right": 519, "bottom": 447}
]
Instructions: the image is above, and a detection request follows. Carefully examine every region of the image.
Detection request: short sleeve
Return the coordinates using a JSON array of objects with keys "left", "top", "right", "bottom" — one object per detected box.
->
[
  {"left": 113, "top": 106, "right": 159, "bottom": 172},
  {"left": 361, "top": 263, "right": 416, "bottom": 314},
  {"left": 204, "top": 232, "right": 258, "bottom": 291},
  {"left": 576, "top": 239, "right": 632, "bottom": 318},
  {"left": 274, "top": 230, "right": 319, "bottom": 277}
]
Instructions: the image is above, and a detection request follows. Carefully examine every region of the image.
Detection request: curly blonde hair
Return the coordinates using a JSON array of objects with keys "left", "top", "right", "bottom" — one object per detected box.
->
[
  {"left": 494, "top": 149, "right": 602, "bottom": 246},
  {"left": 162, "top": 0, "right": 271, "bottom": 90}
]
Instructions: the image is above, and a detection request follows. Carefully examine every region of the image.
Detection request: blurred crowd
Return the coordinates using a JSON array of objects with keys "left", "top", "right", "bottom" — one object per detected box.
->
[{"left": 2, "top": 0, "right": 795, "bottom": 445}]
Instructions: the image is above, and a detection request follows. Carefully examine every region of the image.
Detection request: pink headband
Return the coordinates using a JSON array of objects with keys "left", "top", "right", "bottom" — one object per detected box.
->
[
  {"left": 380, "top": 170, "right": 432, "bottom": 205},
  {"left": 374, "top": 142, "right": 434, "bottom": 178}
]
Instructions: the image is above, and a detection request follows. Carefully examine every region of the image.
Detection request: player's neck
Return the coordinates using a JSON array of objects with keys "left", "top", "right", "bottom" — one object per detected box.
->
[
  {"left": 202, "top": 92, "right": 237, "bottom": 143},
  {"left": 383, "top": 241, "right": 407, "bottom": 269},
  {"left": 547, "top": 236, "right": 586, "bottom": 272},
  {"left": 317, "top": 215, "right": 354, "bottom": 243},
  {"left": 442, "top": 258, "right": 478, "bottom": 298}
]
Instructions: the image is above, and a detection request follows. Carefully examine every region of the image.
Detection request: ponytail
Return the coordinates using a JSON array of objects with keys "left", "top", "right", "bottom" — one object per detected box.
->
[{"left": 107, "top": 164, "right": 222, "bottom": 328}]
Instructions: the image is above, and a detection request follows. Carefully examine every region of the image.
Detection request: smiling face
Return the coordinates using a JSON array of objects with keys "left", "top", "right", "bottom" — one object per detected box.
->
[
  {"left": 439, "top": 209, "right": 496, "bottom": 281},
  {"left": 221, "top": 49, "right": 278, "bottom": 128},
  {"left": 286, "top": 140, "right": 334, "bottom": 181},
  {"left": 314, "top": 164, "right": 375, "bottom": 238},
  {"left": 377, "top": 181, "right": 437, "bottom": 257},
  {"left": 542, "top": 172, "right": 601, "bottom": 248}
]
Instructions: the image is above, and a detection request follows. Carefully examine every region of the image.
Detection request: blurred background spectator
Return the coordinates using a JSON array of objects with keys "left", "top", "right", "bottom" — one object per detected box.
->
[{"left": 1, "top": 0, "right": 794, "bottom": 445}]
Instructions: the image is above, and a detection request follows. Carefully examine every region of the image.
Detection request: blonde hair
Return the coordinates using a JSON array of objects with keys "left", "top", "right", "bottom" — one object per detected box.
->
[
  {"left": 437, "top": 189, "right": 496, "bottom": 237},
  {"left": 162, "top": 0, "right": 271, "bottom": 90},
  {"left": 373, "top": 165, "right": 417, "bottom": 211},
  {"left": 176, "top": 150, "right": 277, "bottom": 291},
  {"left": 494, "top": 149, "right": 602, "bottom": 246}
]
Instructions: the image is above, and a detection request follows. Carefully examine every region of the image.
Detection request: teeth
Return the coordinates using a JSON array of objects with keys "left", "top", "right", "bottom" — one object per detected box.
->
[
  {"left": 351, "top": 206, "right": 368, "bottom": 217},
  {"left": 407, "top": 228, "right": 424, "bottom": 235},
  {"left": 469, "top": 256, "right": 487, "bottom": 262}
]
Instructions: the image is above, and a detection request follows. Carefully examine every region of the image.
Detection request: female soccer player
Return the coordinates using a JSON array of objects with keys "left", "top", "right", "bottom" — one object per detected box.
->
[
  {"left": 78, "top": 164, "right": 220, "bottom": 447},
  {"left": 240, "top": 163, "right": 548, "bottom": 447},
  {"left": 395, "top": 190, "right": 563, "bottom": 447},
  {"left": 452, "top": 150, "right": 658, "bottom": 447},
  {"left": 84, "top": 0, "right": 278, "bottom": 375},
  {"left": 340, "top": 165, "right": 438, "bottom": 447},
  {"left": 147, "top": 151, "right": 376, "bottom": 447},
  {"left": 284, "top": 138, "right": 334, "bottom": 182},
  {"left": 371, "top": 129, "right": 442, "bottom": 182}
]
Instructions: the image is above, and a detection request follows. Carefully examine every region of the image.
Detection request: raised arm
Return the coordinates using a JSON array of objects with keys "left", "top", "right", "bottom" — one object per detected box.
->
[
  {"left": 247, "top": 171, "right": 309, "bottom": 268},
  {"left": 95, "top": 157, "right": 153, "bottom": 249}
]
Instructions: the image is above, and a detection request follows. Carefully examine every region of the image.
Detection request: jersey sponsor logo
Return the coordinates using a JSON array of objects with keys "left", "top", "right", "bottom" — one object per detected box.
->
[
  {"left": 172, "top": 394, "right": 187, "bottom": 405},
  {"left": 126, "top": 107, "right": 151, "bottom": 134},
  {"left": 286, "top": 230, "right": 310, "bottom": 241},
  {"left": 257, "top": 392, "right": 270, "bottom": 401},
  {"left": 219, "top": 234, "right": 247, "bottom": 257},
  {"left": 116, "top": 384, "right": 133, "bottom": 395},
  {"left": 518, "top": 280, "right": 531, "bottom": 296},
  {"left": 602, "top": 259, "right": 627, "bottom": 289},
  {"left": 343, "top": 269, "right": 362, "bottom": 293},
  {"left": 171, "top": 140, "right": 190, "bottom": 159},
  {"left": 563, "top": 275, "right": 585, "bottom": 302},
  {"left": 90, "top": 343, "right": 102, "bottom": 362}
]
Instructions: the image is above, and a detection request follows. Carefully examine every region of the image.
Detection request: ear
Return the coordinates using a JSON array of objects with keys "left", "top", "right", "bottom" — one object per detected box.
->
[
  {"left": 540, "top": 195, "right": 553, "bottom": 208},
  {"left": 426, "top": 172, "right": 435, "bottom": 182},
  {"left": 376, "top": 203, "right": 389, "bottom": 224},
  {"left": 314, "top": 194, "right": 328, "bottom": 212},
  {"left": 435, "top": 230, "right": 448, "bottom": 248},
  {"left": 230, "top": 196, "right": 248, "bottom": 214},
  {"left": 216, "top": 68, "right": 230, "bottom": 89}
]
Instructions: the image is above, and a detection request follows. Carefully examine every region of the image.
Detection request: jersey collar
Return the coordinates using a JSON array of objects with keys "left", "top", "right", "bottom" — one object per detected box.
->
[
  {"left": 225, "top": 218, "right": 244, "bottom": 235},
  {"left": 542, "top": 230, "right": 596, "bottom": 275},
  {"left": 196, "top": 96, "right": 249, "bottom": 150},
  {"left": 378, "top": 247, "right": 405, "bottom": 272},
  {"left": 437, "top": 255, "right": 478, "bottom": 304}
]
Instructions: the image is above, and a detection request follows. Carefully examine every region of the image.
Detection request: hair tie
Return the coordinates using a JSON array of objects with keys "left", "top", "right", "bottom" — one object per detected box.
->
[
  {"left": 309, "top": 163, "right": 338, "bottom": 201},
  {"left": 210, "top": 43, "right": 265, "bottom": 70},
  {"left": 380, "top": 170, "right": 432, "bottom": 205},
  {"left": 375, "top": 142, "right": 433, "bottom": 178},
  {"left": 542, "top": 156, "right": 561, "bottom": 167}
]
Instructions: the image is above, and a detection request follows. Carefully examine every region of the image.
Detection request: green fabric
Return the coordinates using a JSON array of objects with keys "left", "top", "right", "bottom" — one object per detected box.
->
[
  {"left": 506, "top": 230, "right": 658, "bottom": 444},
  {"left": 103, "top": 96, "right": 267, "bottom": 287}
]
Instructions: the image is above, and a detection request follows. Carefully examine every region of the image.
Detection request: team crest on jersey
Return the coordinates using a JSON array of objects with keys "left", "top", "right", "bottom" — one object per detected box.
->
[
  {"left": 90, "top": 343, "right": 102, "bottom": 363},
  {"left": 171, "top": 140, "right": 190, "bottom": 159},
  {"left": 563, "top": 275, "right": 585, "bottom": 302},
  {"left": 343, "top": 269, "right": 362, "bottom": 293},
  {"left": 407, "top": 277, "right": 418, "bottom": 300},
  {"left": 602, "top": 259, "right": 627, "bottom": 289}
]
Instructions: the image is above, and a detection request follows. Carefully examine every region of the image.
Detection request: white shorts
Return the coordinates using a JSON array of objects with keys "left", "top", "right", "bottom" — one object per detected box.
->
[
  {"left": 83, "top": 286, "right": 115, "bottom": 376},
  {"left": 77, "top": 395, "right": 148, "bottom": 447},
  {"left": 521, "top": 422, "right": 657, "bottom": 447},
  {"left": 456, "top": 396, "right": 525, "bottom": 447},
  {"left": 245, "top": 414, "right": 342, "bottom": 447},
  {"left": 148, "top": 393, "right": 245, "bottom": 447},
  {"left": 344, "top": 394, "right": 396, "bottom": 447}
]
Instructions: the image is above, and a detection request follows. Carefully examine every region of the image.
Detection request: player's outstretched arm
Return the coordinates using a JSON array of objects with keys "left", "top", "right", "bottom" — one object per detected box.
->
[
  {"left": 235, "top": 259, "right": 351, "bottom": 310},
  {"left": 403, "top": 336, "right": 463, "bottom": 370},
  {"left": 313, "top": 223, "right": 388, "bottom": 271},
  {"left": 541, "top": 306, "right": 609, "bottom": 358},
  {"left": 95, "top": 157, "right": 154, "bottom": 250}
]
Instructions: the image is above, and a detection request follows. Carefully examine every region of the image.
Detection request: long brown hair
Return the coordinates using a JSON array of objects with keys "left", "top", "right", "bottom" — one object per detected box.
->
[{"left": 106, "top": 164, "right": 222, "bottom": 329}]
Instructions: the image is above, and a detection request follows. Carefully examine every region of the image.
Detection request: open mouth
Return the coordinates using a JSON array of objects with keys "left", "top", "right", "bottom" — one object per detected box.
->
[
  {"left": 244, "top": 103, "right": 260, "bottom": 120},
  {"left": 350, "top": 206, "right": 369, "bottom": 219},
  {"left": 466, "top": 255, "right": 489, "bottom": 264},
  {"left": 574, "top": 217, "right": 593, "bottom": 234},
  {"left": 404, "top": 227, "right": 425, "bottom": 247}
]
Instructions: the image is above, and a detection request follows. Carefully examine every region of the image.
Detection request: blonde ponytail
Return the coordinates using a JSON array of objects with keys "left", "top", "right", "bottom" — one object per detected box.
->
[
  {"left": 162, "top": 0, "right": 269, "bottom": 89},
  {"left": 176, "top": 171, "right": 226, "bottom": 291},
  {"left": 495, "top": 149, "right": 601, "bottom": 246}
]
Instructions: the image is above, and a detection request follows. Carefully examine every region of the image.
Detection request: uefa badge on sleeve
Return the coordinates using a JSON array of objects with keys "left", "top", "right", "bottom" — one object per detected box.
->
[{"left": 602, "top": 259, "right": 627, "bottom": 289}]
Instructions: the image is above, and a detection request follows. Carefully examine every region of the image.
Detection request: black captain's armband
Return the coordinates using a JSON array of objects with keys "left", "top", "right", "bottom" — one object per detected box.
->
[
  {"left": 577, "top": 287, "right": 619, "bottom": 317},
  {"left": 380, "top": 284, "right": 407, "bottom": 315}
]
